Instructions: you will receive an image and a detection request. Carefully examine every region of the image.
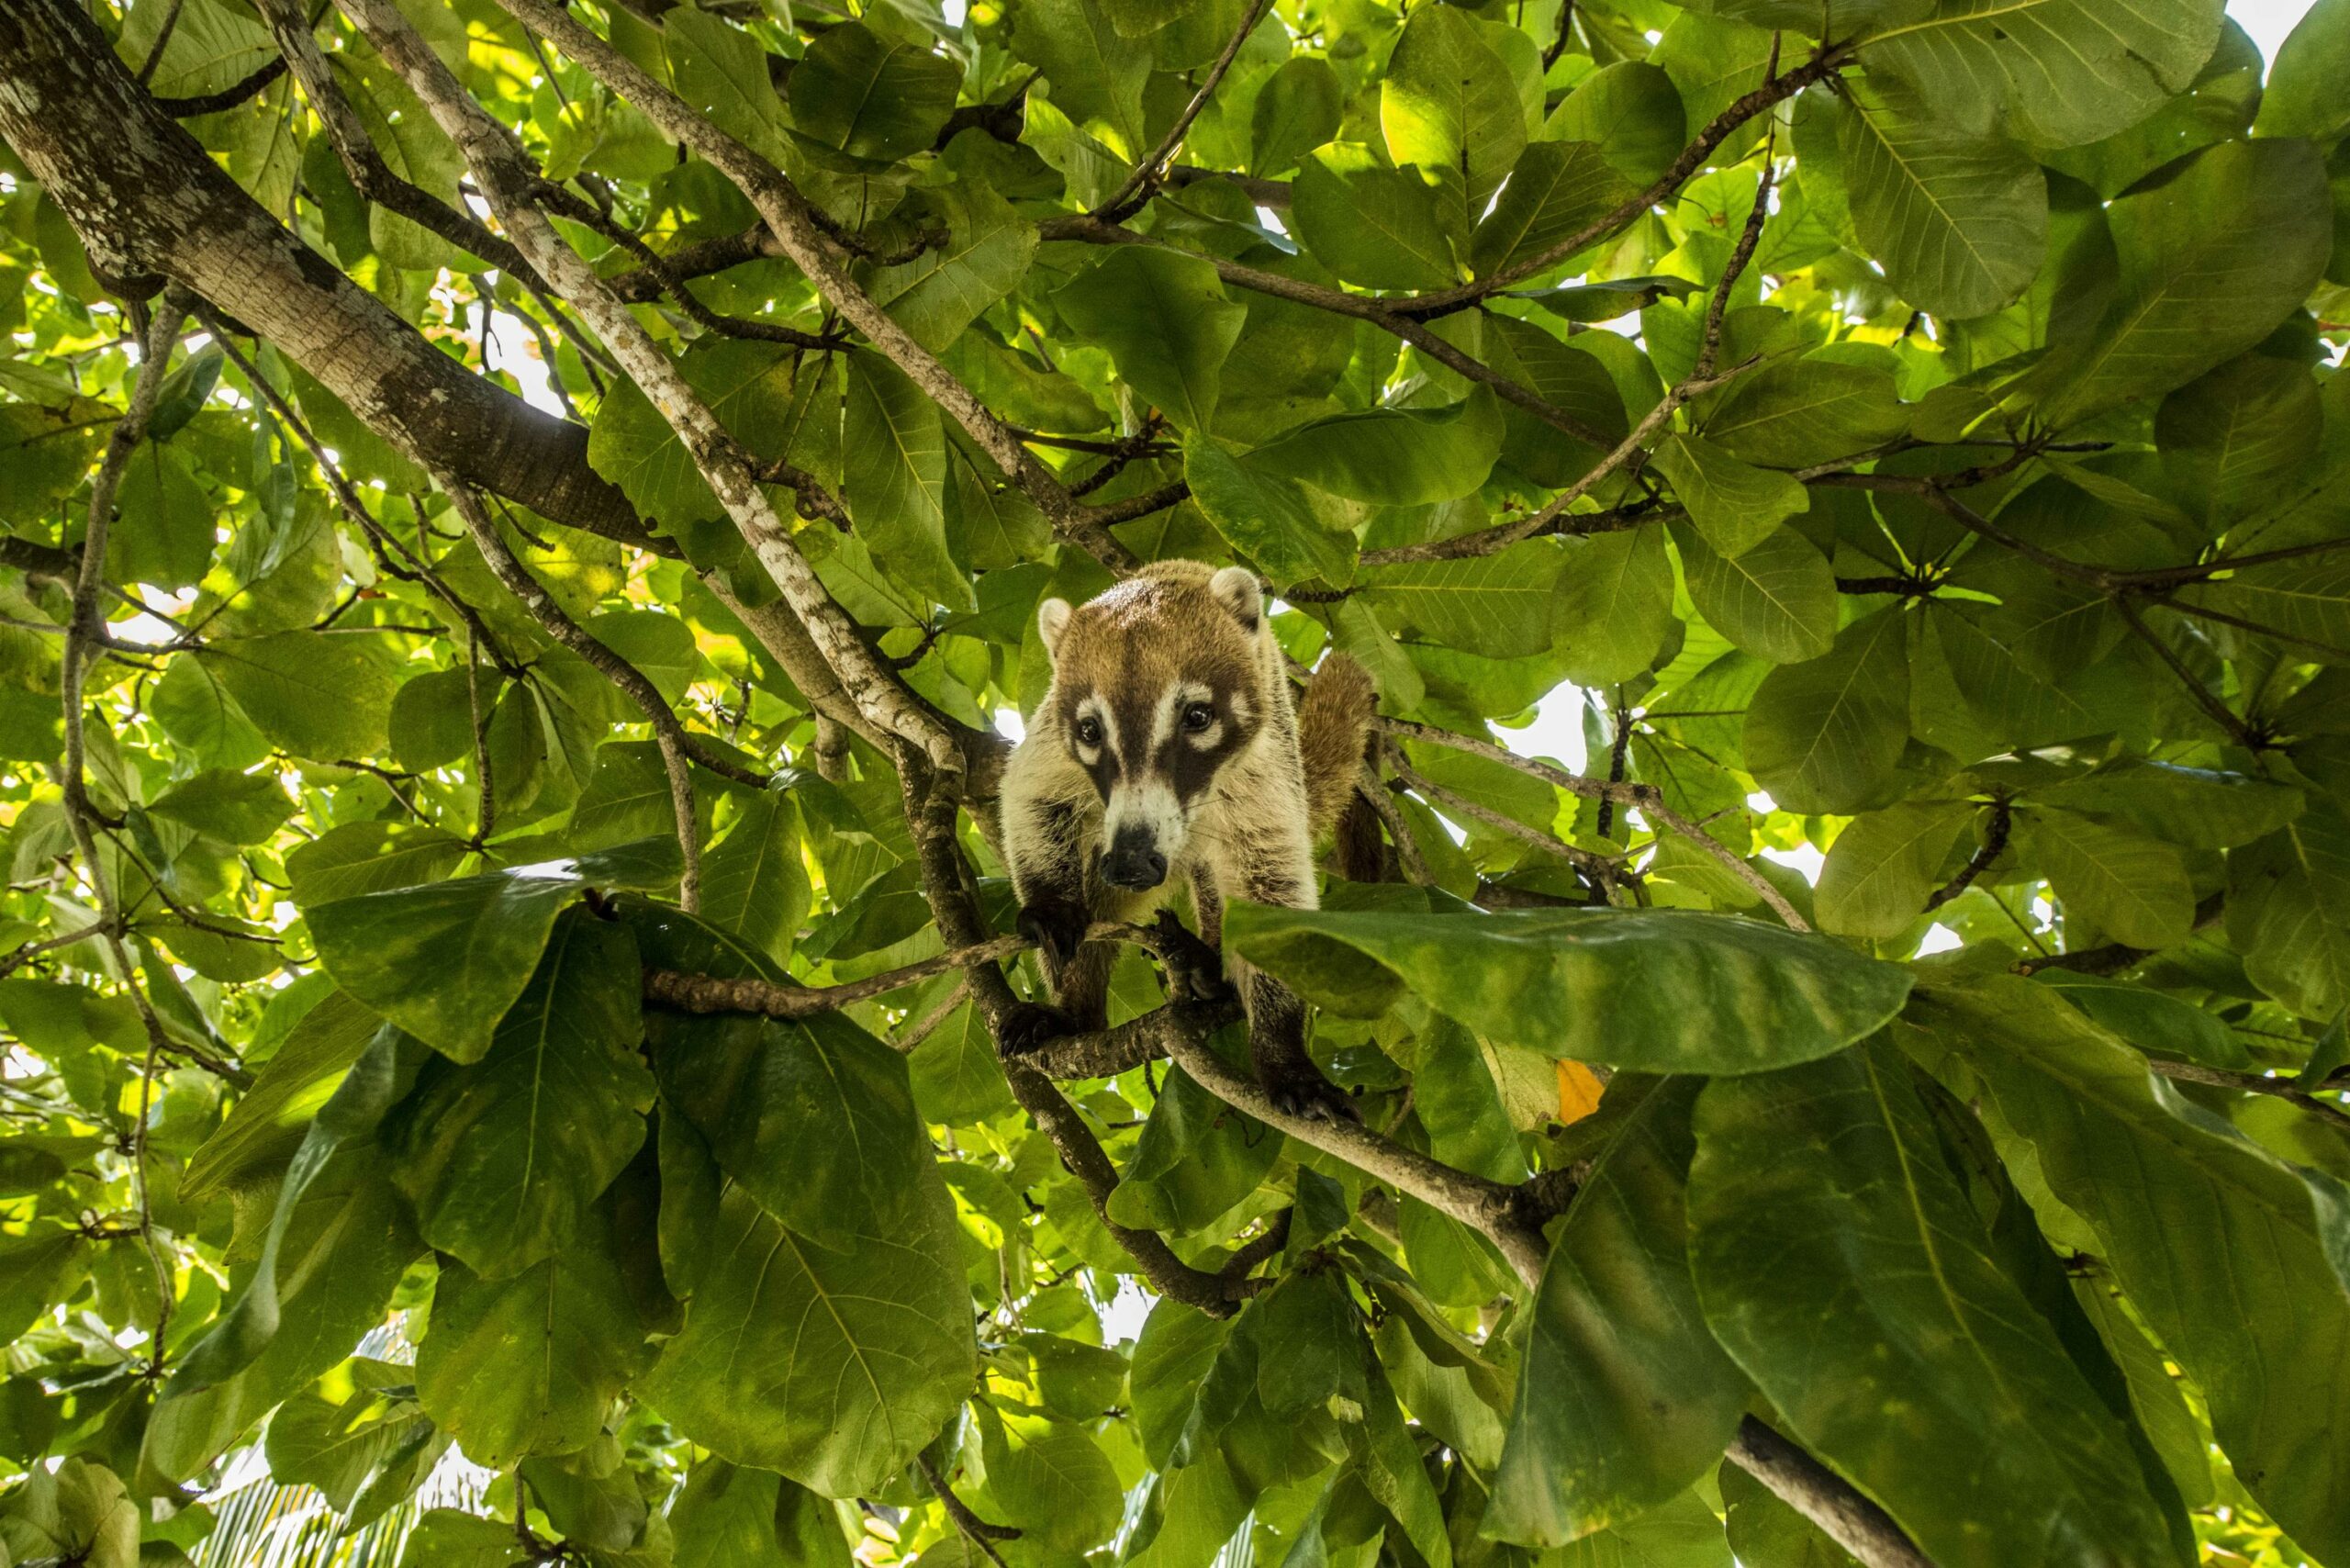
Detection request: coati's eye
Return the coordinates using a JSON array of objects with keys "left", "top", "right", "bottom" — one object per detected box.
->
[
  {"left": 1074, "top": 716, "right": 1103, "bottom": 747},
  {"left": 1181, "top": 702, "right": 1215, "bottom": 733}
]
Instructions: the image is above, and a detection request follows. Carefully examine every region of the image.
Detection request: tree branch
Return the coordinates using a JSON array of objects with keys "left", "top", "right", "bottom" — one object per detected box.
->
[
  {"left": 2145, "top": 1058, "right": 2350, "bottom": 1133},
  {"left": 1728, "top": 1417, "right": 1936, "bottom": 1568},
  {"left": 1091, "top": 0, "right": 1274, "bottom": 220},
  {"left": 491, "top": 0, "right": 1142, "bottom": 573}
]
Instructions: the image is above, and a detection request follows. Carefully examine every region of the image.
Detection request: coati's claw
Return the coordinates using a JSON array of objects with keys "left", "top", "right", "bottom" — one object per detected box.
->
[
  {"left": 1151, "top": 910, "right": 1234, "bottom": 1004},
  {"left": 1017, "top": 898, "right": 1091, "bottom": 972},
  {"left": 999, "top": 1001, "right": 1079, "bottom": 1057},
  {"left": 1261, "top": 1066, "right": 1361, "bottom": 1125}
]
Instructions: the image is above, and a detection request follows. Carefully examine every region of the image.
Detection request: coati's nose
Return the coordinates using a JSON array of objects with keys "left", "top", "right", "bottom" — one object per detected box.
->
[{"left": 1103, "top": 824, "right": 1168, "bottom": 890}]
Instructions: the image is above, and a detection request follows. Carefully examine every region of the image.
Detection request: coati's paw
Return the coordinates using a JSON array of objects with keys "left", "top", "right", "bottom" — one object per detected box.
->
[
  {"left": 1151, "top": 910, "right": 1235, "bottom": 1004},
  {"left": 1260, "top": 1064, "right": 1361, "bottom": 1125},
  {"left": 1017, "top": 898, "right": 1091, "bottom": 971},
  {"left": 999, "top": 1001, "right": 1080, "bottom": 1057}
]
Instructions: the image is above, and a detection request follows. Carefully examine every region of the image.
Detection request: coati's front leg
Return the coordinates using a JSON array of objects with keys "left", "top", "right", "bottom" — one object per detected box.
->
[
  {"left": 1194, "top": 879, "right": 1358, "bottom": 1124},
  {"left": 1001, "top": 784, "right": 1115, "bottom": 1056}
]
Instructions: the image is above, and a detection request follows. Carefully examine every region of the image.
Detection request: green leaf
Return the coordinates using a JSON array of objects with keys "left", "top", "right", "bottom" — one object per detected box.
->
[
  {"left": 669, "top": 1462, "right": 855, "bottom": 1568},
  {"left": 308, "top": 866, "right": 584, "bottom": 1062},
  {"left": 147, "top": 767, "right": 292, "bottom": 846},
  {"left": 1360, "top": 541, "right": 1562, "bottom": 660},
  {"left": 2035, "top": 139, "right": 2333, "bottom": 423},
  {"left": 649, "top": 1008, "right": 934, "bottom": 1251},
  {"left": 1249, "top": 57, "right": 1343, "bottom": 177},
  {"left": 1183, "top": 438, "right": 1359, "bottom": 590},
  {"left": 194, "top": 633, "right": 397, "bottom": 763},
  {"left": 2156, "top": 353, "right": 2323, "bottom": 531},
  {"left": 1914, "top": 976, "right": 2350, "bottom": 1562},
  {"left": 286, "top": 821, "right": 470, "bottom": 905},
  {"left": 868, "top": 182, "right": 1039, "bottom": 355},
  {"left": 1054, "top": 248, "right": 1246, "bottom": 433},
  {"left": 1225, "top": 902, "right": 1912, "bottom": 1070},
  {"left": 664, "top": 8, "right": 787, "bottom": 160},
  {"left": 1688, "top": 1042, "right": 2182, "bottom": 1568},
  {"left": 1382, "top": 4, "right": 1527, "bottom": 208},
  {"left": 182, "top": 989, "right": 380, "bottom": 1203},
  {"left": 1702, "top": 356, "right": 1913, "bottom": 471},
  {"left": 1816, "top": 800, "right": 1978, "bottom": 939},
  {"left": 2230, "top": 803, "right": 2350, "bottom": 1019},
  {"left": 1719, "top": 1456, "right": 1863, "bottom": 1568},
  {"left": 1651, "top": 432, "right": 1809, "bottom": 558},
  {"left": 1249, "top": 388, "right": 1503, "bottom": 506},
  {"left": 1545, "top": 1486, "right": 1734, "bottom": 1568},
  {"left": 1290, "top": 151, "right": 1461, "bottom": 291},
  {"left": 2256, "top": 0, "right": 2350, "bottom": 140},
  {"left": 788, "top": 20, "right": 958, "bottom": 162},
  {"left": 635, "top": 1178, "right": 973, "bottom": 1496},
  {"left": 415, "top": 1183, "right": 660, "bottom": 1467},
  {"left": 1013, "top": 0, "right": 1151, "bottom": 154},
  {"left": 2019, "top": 806, "right": 2194, "bottom": 948},
  {"left": 1543, "top": 62, "right": 1686, "bottom": 184},
  {"left": 1487, "top": 1079, "right": 1751, "bottom": 1545},
  {"left": 1860, "top": 0, "right": 2223, "bottom": 149},
  {"left": 1472, "top": 140, "right": 1639, "bottom": 277},
  {"left": 1836, "top": 84, "right": 2048, "bottom": 319},
  {"left": 699, "top": 791, "right": 811, "bottom": 966},
  {"left": 844, "top": 350, "right": 967, "bottom": 611},
  {"left": 386, "top": 913, "right": 653, "bottom": 1276},
  {"left": 1673, "top": 521, "right": 1837, "bottom": 665},
  {"left": 1105, "top": 1055, "right": 1280, "bottom": 1233},
  {"left": 1744, "top": 607, "right": 1912, "bottom": 814},
  {"left": 983, "top": 1407, "right": 1126, "bottom": 1554},
  {"left": 1551, "top": 525, "right": 1676, "bottom": 686},
  {"left": 110, "top": 440, "right": 217, "bottom": 592}
]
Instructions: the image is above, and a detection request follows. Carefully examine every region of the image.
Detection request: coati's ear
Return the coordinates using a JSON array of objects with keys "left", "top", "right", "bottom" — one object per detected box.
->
[
  {"left": 1209, "top": 566, "right": 1264, "bottom": 634},
  {"left": 1036, "top": 598, "right": 1073, "bottom": 658}
]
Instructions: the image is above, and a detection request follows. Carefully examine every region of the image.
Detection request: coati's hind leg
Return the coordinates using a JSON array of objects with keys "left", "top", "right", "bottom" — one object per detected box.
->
[{"left": 1195, "top": 879, "right": 1358, "bottom": 1123}]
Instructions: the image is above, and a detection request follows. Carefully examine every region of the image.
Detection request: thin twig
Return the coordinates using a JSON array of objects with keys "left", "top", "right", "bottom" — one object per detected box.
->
[
  {"left": 1091, "top": 0, "right": 1274, "bottom": 220},
  {"left": 2144, "top": 1058, "right": 2350, "bottom": 1134}
]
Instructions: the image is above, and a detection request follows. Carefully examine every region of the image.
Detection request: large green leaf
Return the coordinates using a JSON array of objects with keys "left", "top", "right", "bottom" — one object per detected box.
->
[
  {"left": 1551, "top": 526, "right": 1677, "bottom": 686},
  {"left": 1290, "top": 151, "right": 1461, "bottom": 290},
  {"left": 1184, "top": 438, "right": 1359, "bottom": 590},
  {"left": 1249, "top": 388, "right": 1503, "bottom": 506},
  {"left": 698, "top": 790, "right": 811, "bottom": 966},
  {"left": 1836, "top": 84, "right": 2047, "bottom": 319},
  {"left": 1104, "top": 1053, "right": 1280, "bottom": 1234},
  {"left": 1673, "top": 522, "right": 1838, "bottom": 665},
  {"left": 1472, "top": 140, "right": 1639, "bottom": 277},
  {"left": 1651, "top": 432, "right": 1808, "bottom": 558},
  {"left": 1487, "top": 1078, "right": 1751, "bottom": 1545},
  {"left": 2018, "top": 806, "right": 2194, "bottom": 949},
  {"left": 194, "top": 633, "right": 397, "bottom": 762},
  {"left": 1912, "top": 977, "right": 2350, "bottom": 1562},
  {"left": 1053, "top": 248, "right": 1246, "bottom": 433},
  {"left": 1688, "top": 1042, "right": 2181, "bottom": 1568},
  {"left": 844, "top": 350, "right": 967, "bottom": 611},
  {"left": 635, "top": 1177, "right": 974, "bottom": 1496},
  {"left": 1224, "top": 902, "right": 1912, "bottom": 1070},
  {"left": 415, "top": 1183, "right": 662, "bottom": 1467},
  {"left": 2034, "top": 139, "right": 2333, "bottom": 423},
  {"left": 1381, "top": 4, "right": 1526, "bottom": 207},
  {"left": 1860, "top": 0, "right": 2223, "bottom": 149},
  {"left": 386, "top": 913, "right": 654, "bottom": 1277},
  {"left": 1360, "top": 540, "right": 1562, "bottom": 660},
  {"left": 308, "top": 868, "right": 580, "bottom": 1062},
  {"left": 649, "top": 1007, "right": 934, "bottom": 1250},
  {"left": 788, "top": 20, "right": 958, "bottom": 162},
  {"left": 1743, "top": 607, "right": 1912, "bottom": 813},
  {"left": 1702, "top": 355, "right": 1913, "bottom": 472},
  {"left": 1816, "top": 800, "right": 1978, "bottom": 939}
]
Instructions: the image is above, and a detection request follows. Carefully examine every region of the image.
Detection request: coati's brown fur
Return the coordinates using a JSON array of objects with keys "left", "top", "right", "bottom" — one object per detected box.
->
[{"left": 999, "top": 560, "right": 1378, "bottom": 1118}]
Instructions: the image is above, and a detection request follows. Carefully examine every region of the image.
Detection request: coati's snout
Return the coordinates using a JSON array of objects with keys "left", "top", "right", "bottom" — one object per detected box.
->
[
  {"left": 1102, "top": 822, "right": 1168, "bottom": 890},
  {"left": 1035, "top": 564, "right": 1270, "bottom": 895}
]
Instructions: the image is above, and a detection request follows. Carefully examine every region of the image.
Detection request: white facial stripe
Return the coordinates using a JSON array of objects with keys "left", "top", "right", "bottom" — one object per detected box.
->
[
  {"left": 1104, "top": 778, "right": 1184, "bottom": 858},
  {"left": 1228, "top": 691, "right": 1252, "bottom": 727},
  {"left": 1148, "top": 687, "right": 1181, "bottom": 753}
]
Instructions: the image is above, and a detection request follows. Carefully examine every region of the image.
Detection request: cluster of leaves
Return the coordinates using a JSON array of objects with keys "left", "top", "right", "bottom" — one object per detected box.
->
[{"left": 0, "top": 0, "right": 2349, "bottom": 1565}]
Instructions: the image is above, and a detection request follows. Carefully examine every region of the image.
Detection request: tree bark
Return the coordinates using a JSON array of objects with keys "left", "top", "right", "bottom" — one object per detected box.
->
[{"left": 0, "top": 0, "right": 645, "bottom": 548}]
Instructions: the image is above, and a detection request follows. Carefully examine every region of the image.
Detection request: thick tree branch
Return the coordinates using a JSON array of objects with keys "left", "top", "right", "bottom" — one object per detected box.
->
[
  {"left": 1728, "top": 1418, "right": 1936, "bottom": 1568},
  {"left": 0, "top": 0, "right": 649, "bottom": 548},
  {"left": 492, "top": 0, "right": 1141, "bottom": 572},
  {"left": 340, "top": 0, "right": 963, "bottom": 778}
]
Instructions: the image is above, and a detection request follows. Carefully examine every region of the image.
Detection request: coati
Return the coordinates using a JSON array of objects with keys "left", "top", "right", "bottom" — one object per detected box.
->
[{"left": 999, "top": 560, "right": 1377, "bottom": 1120}]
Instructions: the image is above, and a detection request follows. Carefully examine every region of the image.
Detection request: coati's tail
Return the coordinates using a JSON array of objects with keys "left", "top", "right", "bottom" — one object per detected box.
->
[{"left": 1297, "top": 652, "right": 1378, "bottom": 840}]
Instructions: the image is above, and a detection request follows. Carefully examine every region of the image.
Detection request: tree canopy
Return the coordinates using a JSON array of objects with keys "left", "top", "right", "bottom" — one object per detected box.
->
[{"left": 0, "top": 0, "right": 2348, "bottom": 1564}]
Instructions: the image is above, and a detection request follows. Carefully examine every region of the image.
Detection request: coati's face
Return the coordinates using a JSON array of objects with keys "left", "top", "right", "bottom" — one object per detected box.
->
[{"left": 1036, "top": 565, "right": 1270, "bottom": 892}]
